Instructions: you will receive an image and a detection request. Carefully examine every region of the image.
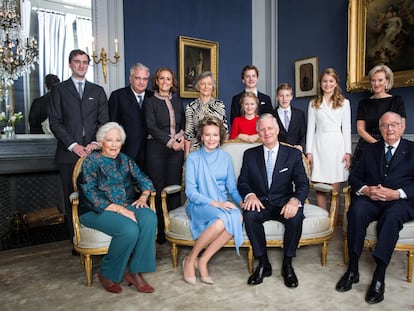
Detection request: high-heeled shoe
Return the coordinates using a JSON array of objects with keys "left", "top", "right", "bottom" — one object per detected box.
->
[
  {"left": 195, "top": 258, "right": 214, "bottom": 284},
  {"left": 98, "top": 271, "right": 123, "bottom": 293},
  {"left": 124, "top": 272, "right": 155, "bottom": 293},
  {"left": 182, "top": 256, "right": 196, "bottom": 285}
]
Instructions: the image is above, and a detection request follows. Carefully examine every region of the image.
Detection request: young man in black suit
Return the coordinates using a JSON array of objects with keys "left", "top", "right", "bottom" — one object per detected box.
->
[
  {"left": 48, "top": 49, "right": 108, "bottom": 247},
  {"left": 238, "top": 113, "right": 309, "bottom": 288},
  {"left": 108, "top": 63, "right": 153, "bottom": 173},
  {"left": 272, "top": 83, "right": 306, "bottom": 152},
  {"left": 230, "top": 65, "right": 273, "bottom": 125},
  {"left": 336, "top": 112, "right": 414, "bottom": 304}
]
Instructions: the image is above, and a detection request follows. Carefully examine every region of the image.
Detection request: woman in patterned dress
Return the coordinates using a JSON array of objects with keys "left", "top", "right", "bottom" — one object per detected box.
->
[
  {"left": 184, "top": 71, "right": 228, "bottom": 156},
  {"left": 80, "top": 122, "right": 157, "bottom": 294}
]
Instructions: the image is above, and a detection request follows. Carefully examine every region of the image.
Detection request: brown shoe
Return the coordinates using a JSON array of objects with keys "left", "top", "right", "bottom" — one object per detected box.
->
[
  {"left": 98, "top": 272, "right": 122, "bottom": 293},
  {"left": 124, "top": 272, "right": 155, "bottom": 293}
]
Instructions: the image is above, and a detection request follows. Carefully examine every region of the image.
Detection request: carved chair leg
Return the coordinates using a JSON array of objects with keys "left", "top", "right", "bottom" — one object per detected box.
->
[
  {"left": 343, "top": 235, "right": 349, "bottom": 264},
  {"left": 247, "top": 245, "right": 254, "bottom": 274},
  {"left": 84, "top": 254, "right": 93, "bottom": 287},
  {"left": 321, "top": 242, "right": 328, "bottom": 266},
  {"left": 170, "top": 243, "right": 178, "bottom": 269},
  {"left": 407, "top": 250, "right": 413, "bottom": 283}
]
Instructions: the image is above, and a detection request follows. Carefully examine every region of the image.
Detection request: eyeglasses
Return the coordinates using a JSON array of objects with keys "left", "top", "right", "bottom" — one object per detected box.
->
[{"left": 379, "top": 122, "right": 401, "bottom": 129}]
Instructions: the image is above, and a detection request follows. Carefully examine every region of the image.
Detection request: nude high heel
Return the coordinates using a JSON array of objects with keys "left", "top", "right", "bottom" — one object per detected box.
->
[
  {"left": 195, "top": 258, "right": 214, "bottom": 284},
  {"left": 182, "top": 256, "right": 196, "bottom": 285}
]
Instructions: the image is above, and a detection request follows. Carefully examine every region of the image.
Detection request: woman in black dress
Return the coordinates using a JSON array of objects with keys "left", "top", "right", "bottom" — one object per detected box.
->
[
  {"left": 144, "top": 67, "right": 185, "bottom": 243},
  {"left": 352, "top": 64, "right": 406, "bottom": 168}
]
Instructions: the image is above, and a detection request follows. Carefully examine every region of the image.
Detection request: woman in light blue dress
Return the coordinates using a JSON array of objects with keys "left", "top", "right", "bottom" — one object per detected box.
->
[{"left": 182, "top": 116, "right": 243, "bottom": 285}]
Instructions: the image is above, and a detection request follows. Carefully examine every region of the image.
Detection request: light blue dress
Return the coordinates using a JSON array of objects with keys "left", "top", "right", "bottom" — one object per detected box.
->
[{"left": 185, "top": 147, "right": 243, "bottom": 254}]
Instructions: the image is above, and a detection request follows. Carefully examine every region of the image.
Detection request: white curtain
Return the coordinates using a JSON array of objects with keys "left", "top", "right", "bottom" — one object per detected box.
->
[
  {"left": 37, "top": 11, "right": 66, "bottom": 95},
  {"left": 75, "top": 17, "right": 93, "bottom": 82},
  {"left": 37, "top": 12, "right": 93, "bottom": 94}
]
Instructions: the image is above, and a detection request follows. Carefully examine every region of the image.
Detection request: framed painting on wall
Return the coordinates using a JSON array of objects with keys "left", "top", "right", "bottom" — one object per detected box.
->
[
  {"left": 347, "top": 0, "right": 414, "bottom": 92},
  {"left": 178, "top": 36, "right": 218, "bottom": 98},
  {"left": 294, "top": 56, "right": 318, "bottom": 98}
]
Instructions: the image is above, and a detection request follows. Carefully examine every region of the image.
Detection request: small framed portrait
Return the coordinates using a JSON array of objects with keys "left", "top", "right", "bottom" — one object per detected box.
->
[
  {"left": 178, "top": 36, "right": 218, "bottom": 98},
  {"left": 294, "top": 56, "right": 318, "bottom": 98}
]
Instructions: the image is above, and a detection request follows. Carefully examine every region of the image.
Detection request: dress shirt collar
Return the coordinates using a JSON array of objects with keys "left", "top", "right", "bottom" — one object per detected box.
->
[
  {"left": 385, "top": 139, "right": 401, "bottom": 154},
  {"left": 131, "top": 87, "right": 145, "bottom": 97},
  {"left": 263, "top": 144, "right": 279, "bottom": 159},
  {"left": 245, "top": 87, "right": 258, "bottom": 96},
  {"left": 71, "top": 77, "right": 86, "bottom": 85}
]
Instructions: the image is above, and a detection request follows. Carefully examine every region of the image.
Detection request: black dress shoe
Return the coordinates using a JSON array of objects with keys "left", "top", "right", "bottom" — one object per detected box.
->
[
  {"left": 365, "top": 280, "right": 384, "bottom": 304},
  {"left": 281, "top": 265, "right": 298, "bottom": 288},
  {"left": 335, "top": 271, "right": 359, "bottom": 292},
  {"left": 247, "top": 264, "right": 272, "bottom": 285}
]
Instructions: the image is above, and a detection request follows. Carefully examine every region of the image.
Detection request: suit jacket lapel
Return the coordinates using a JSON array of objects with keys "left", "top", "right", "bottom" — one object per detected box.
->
[{"left": 391, "top": 140, "right": 408, "bottom": 167}]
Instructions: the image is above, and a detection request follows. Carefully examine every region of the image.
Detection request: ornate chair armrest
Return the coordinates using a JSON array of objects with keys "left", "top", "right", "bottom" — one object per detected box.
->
[
  {"left": 149, "top": 191, "right": 157, "bottom": 213},
  {"left": 343, "top": 185, "right": 351, "bottom": 213},
  {"left": 161, "top": 185, "right": 184, "bottom": 233}
]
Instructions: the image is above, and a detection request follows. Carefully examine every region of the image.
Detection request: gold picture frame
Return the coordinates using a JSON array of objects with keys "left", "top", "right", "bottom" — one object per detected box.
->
[
  {"left": 294, "top": 56, "right": 318, "bottom": 98},
  {"left": 178, "top": 36, "right": 218, "bottom": 98},
  {"left": 347, "top": 0, "right": 414, "bottom": 92}
]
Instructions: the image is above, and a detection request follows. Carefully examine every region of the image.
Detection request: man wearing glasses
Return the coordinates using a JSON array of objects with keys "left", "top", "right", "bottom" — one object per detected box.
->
[
  {"left": 108, "top": 63, "right": 153, "bottom": 174},
  {"left": 48, "top": 49, "right": 108, "bottom": 252},
  {"left": 336, "top": 111, "right": 414, "bottom": 304}
]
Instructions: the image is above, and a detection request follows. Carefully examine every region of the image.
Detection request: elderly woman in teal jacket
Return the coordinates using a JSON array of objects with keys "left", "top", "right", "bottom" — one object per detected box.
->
[{"left": 80, "top": 122, "right": 156, "bottom": 294}]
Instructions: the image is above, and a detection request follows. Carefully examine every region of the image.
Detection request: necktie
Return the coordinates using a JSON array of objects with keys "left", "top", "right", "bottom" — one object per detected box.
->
[
  {"left": 385, "top": 146, "right": 393, "bottom": 163},
  {"left": 284, "top": 110, "right": 290, "bottom": 130},
  {"left": 266, "top": 150, "right": 275, "bottom": 188},
  {"left": 137, "top": 95, "right": 143, "bottom": 108},
  {"left": 78, "top": 82, "right": 83, "bottom": 99}
]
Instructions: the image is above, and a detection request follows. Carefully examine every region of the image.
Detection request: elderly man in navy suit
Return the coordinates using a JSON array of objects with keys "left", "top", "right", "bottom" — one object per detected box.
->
[
  {"left": 238, "top": 113, "right": 309, "bottom": 287},
  {"left": 108, "top": 63, "right": 153, "bottom": 173},
  {"left": 49, "top": 49, "right": 108, "bottom": 249},
  {"left": 336, "top": 111, "right": 414, "bottom": 304}
]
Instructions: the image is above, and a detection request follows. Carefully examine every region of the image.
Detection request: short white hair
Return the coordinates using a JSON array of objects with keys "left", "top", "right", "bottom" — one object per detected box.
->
[{"left": 96, "top": 122, "right": 126, "bottom": 144}]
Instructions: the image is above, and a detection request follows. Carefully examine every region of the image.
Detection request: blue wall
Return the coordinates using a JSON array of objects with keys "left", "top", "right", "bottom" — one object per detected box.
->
[
  {"left": 278, "top": 0, "right": 414, "bottom": 133},
  {"left": 123, "top": 0, "right": 252, "bottom": 119},
  {"left": 123, "top": 0, "right": 414, "bottom": 133}
]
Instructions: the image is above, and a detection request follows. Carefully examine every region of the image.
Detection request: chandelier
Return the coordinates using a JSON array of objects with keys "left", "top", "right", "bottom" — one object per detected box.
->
[
  {"left": 0, "top": 0, "right": 38, "bottom": 123},
  {"left": 0, "top": 0, "right": 38, "bottom": 84}
]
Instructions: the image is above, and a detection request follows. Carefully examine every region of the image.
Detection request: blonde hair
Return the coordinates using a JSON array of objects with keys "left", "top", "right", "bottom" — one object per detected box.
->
[
  {"left": 240, "top": 91, "right": 259, "bottom": 115},
  {"left": 311, "top": 68, "right": 344, "bottom": 109},
  {"left": 368, "top": 64, "right": 394, "bottom": 90}
]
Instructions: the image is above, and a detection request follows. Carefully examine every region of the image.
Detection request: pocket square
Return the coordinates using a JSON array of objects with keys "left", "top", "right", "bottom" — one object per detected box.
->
[
  {"left": 88, "top": 97, "right": 95, "bottom": 101},
  {"left": 279, "top": 168, "right": 288, "bottom": 173},
  {"left": 260, "top": 101, "right": 266, "bottom": 105}
]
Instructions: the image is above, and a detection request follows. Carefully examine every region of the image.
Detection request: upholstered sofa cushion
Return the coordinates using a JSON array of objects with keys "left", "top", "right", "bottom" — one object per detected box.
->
[
  {"left": 74, "top": 225, "right": 112, "bottom": 248},
  {"left": 166, "top": 203, "right": 331, "bottom": 241},
  {"left": 343, "top": 216, "right": 414, "bottom": 245}
]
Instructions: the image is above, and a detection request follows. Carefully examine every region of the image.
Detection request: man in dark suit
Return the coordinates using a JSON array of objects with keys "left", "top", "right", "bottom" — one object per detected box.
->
[
  {"left": 48, "top": 49, "right": 108, "bottom": 246},
  {"left": 336, "top": 112, "right": 414, "bottom": 304},
  {"left": 272, "top": 83, "right": 306, "bottom": 151},
  {"left": 230, "top": 65, "right": 273, "bottom": 125},
  {"left": 238, "top": 113, "right": 309, "bottom": 288},
  {"left": 108, "top": 63, "right": 153, "bottom": 173},
  {"left": 29, "top": 74, "right": 60, "bottom": 134}
]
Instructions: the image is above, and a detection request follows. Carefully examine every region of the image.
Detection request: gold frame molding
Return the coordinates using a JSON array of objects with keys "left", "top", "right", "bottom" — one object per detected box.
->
[
  {"left": 178, "top": 36, "right": 218, "bottom": 98},
  {"left": 347, "top": 0, "right": 414, "bottom": 92},
  {"left": 294, "top": 56, "right": 318, "bottom": 98}
]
